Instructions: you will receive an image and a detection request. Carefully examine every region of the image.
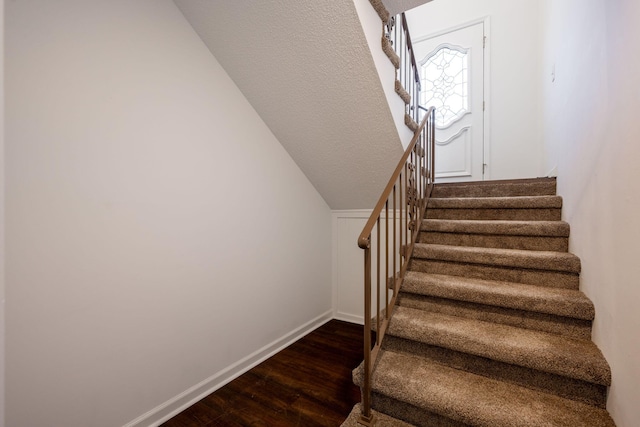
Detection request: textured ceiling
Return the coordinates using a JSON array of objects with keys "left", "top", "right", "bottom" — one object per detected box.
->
[
  {"left": 382, "top": 0, "right": 435, "bottom": 16},
  {"left": 173, "top": 0, "right": 405, "bottom": 209}
]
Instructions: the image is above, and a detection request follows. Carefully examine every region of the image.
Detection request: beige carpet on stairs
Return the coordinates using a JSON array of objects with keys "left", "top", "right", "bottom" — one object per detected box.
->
[{"left": 342, "top": 178, "right": 616, "bottom": 427}]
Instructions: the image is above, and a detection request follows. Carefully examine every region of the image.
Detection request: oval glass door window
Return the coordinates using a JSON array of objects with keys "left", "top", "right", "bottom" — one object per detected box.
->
[{"left": 420, "top": 45, "right": 469, "bottom": 129}]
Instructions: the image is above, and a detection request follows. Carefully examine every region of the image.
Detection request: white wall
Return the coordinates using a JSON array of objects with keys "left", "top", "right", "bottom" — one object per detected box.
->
[
  {"left": 353, "top": 0, "right": 415, "bottom": 149},
  {"left": 333, "top": 210, "right": 403, "bottom": 325},
  {"left": 1, "top": 0, "right": 6, "bottom": 425},
  {"left": 333, "top": 211, "right": 371, "bottom": 324},
  {"left": 5, "top": 1, "right": 332, "bottom": 426},
  {"left": 540, "top": 1, "right": 640, "bottom": 425},
  {"left": 405, "top": 0, "right": 544, "bottom": 180}
]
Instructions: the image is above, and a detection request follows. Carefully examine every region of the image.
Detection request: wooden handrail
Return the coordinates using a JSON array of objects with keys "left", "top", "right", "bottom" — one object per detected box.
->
[
  {"left": 358, "top": 109, "right": 433, "bottom": 250},
  {"left": 357, "top": 107, "right": 436, "bottom": 425}
]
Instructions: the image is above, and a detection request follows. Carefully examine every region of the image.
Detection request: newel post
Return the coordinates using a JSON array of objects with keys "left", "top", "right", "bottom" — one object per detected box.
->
[{"left": 359, "top": 243, "right": 375, "bottom": 426}]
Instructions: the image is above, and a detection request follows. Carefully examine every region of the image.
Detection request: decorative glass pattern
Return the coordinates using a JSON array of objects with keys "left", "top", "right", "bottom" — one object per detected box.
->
[{"left": 420, "top": 45, "right": 469, "bottom": 128}]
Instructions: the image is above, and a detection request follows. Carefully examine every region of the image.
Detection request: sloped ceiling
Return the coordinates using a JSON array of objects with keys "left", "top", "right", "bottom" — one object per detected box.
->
[
  {"left": 174, "top": 0, "right": 405, "bottom": 209},
  {"left": 382, "top": 0, "right": 435, "bottom": 16}
]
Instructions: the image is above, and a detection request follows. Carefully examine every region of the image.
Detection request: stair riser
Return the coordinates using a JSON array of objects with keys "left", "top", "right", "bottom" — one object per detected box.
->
[
  {"left": 383, "top": 336, "right": 607, "bottom": 408},
  {"left": 426, "top": 208, "right": 562, "bottom": 221},
  {"left": 403, "top": 272, "right": 596, "bottom": 320},
  {"left": 413, "top": 244, "right": 581, "bottom": 273},
  {"left": 397, "top": 293, "right": 592, "bottom": 340},
  {"left": 432, "top": 182, "right": 556, "bottom": 198},
  {"left": 372, "top": 393, "right": 467, "bottom": 427},
  {"left": 418, "top": 231, "right": 569, "bottom": 252},
  {"left": 409, "top": 259, "right": 580, "bottom": 289}
]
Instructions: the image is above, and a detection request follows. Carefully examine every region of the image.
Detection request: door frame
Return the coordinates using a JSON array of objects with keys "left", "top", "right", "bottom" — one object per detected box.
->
[{"left": 413, "top": 16, "right": 492, "bottom": 180}]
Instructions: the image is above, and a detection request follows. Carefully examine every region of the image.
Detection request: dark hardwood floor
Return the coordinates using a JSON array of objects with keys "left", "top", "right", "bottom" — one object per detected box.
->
[{"left": 162, "top": 320, "right": 364, "bottom": 427}]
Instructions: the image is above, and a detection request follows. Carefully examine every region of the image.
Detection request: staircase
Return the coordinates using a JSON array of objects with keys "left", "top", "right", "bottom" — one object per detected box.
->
[{"left": 345, "top": 178, "right": 616, "bottom": 427}]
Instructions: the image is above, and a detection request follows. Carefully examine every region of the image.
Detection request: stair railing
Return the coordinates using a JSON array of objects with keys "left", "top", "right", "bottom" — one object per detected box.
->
[
  {"left": 386, "top": 12, "right": 422, "bottom": 125},
  {"left": 357, "top": 107, "right": 436, "bottom": 426}
]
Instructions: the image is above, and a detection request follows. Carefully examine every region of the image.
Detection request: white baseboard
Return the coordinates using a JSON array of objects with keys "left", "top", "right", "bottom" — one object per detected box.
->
[
  {"left": 123, "top": 309, "right": 334, "bottom": 427},
  {"left": 334, "top": 311, "right": 364, "bottom": 325}
]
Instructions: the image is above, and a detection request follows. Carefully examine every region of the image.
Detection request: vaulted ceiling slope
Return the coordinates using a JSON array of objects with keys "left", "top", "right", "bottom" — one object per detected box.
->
[
  {"left": 174, "top": 0, "right": 404, "bottom": 209},
  {"left": 382, "top": 0, "right": 434, "bottom": 16}
]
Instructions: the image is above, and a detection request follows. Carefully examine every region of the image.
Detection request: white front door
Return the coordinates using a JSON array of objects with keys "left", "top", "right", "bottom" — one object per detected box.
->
[{"left": 413, "top": 22, "right": 485, "bottom": 182}]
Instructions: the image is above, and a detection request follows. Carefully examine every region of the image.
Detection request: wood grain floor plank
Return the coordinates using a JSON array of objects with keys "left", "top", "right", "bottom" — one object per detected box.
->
[{"left": 162, "top": 320, "right": 363, "bottom": 427}]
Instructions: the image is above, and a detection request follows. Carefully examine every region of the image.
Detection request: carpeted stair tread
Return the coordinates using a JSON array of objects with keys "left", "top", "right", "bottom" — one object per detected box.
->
[
  {"left": 368, "top": 0, "right": 390, "bottom": 23},
  {"left": 387, "top": 306, "right": 611, "bottom": 385},
  {"left": 341, "top": 403, "right": 415, "bottom": 427},
  {"left": 371, "top": 349, "right": 615, "bottom": 427},
  {"left": 412, "top": 243, "right": 581, "bottom": 273},
  {"left": 432, "top": 178, "right": 557, "bottom": 198},
  {"left": 401, "top": 272, "right": 594, "bottom": 320},
  {"left": 382, "top": 36, "right": 400, "bottom": 69},
  {"left": 419, "top": 219, "right": 570, "bottom": 251},
  {"left": 421, "top": 219, "right": 570, "bottom": 237},
  {"left": 395, "top": 80, "right": 411, "bottom": 104},
  {"left": 405, "top": 113, "right": 418, "bottom": 131},
  {"left": 428, "top": 195, "right": 562, "bottom": 209}
]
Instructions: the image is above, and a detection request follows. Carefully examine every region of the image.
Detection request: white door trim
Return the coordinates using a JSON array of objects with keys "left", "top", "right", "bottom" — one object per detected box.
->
[{"left": 414, "top": 16, "right": 492, "bottom": 180}]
